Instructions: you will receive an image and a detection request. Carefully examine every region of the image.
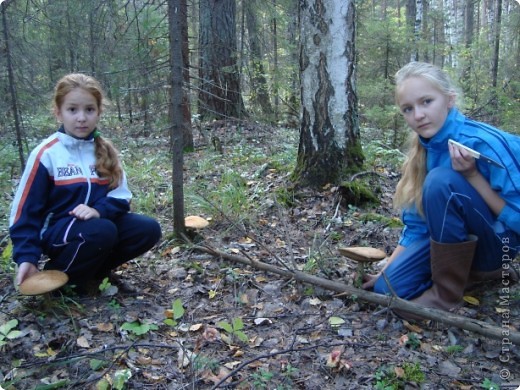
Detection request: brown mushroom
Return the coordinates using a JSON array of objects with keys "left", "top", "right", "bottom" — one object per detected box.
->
[
  {"left": 184, "top": 215, "right": 209, "bottom": 229},
  {"left": 18, "top": 270, "right": 69, "bottom": 296},
  {"left": 338, "top": 247, "right": 386, "bottom": 263},
  {"left": 338, "top": 246, "right": 386, "bottom": 287}
]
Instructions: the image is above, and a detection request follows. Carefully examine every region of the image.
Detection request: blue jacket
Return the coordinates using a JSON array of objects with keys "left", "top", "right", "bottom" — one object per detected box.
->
[
  {"left": 399, "top": 108, "right": 520, "bottom": 246},
  {"left": 9, "top": 128, "right": 131, "bottom": 266}
]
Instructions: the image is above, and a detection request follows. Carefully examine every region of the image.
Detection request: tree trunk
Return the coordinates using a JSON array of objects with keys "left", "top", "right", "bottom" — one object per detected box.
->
[
  {"left": 461, "top": 0, "right": 475, "bottom": 93},
  {"left": 2, "top": 1, "right": 25, "bottom": 171},
  {"left": 272, "top": 0, "right": 280, "bottom": 123},
  {"left": 168, "top": 0, "right": 187, "bottom": 234},
  {"left": 405, "top": 0, "right": 418, "bottom": 61},
  {"left": 294, "top": 0, "right": 363, "bottom": 188},
  {"left": 198, "top": 0, "right": 245, "bottom": 120},
  {"left": 489, "top": 0, "right": 502, "bottom": 124},
  {"left": 180, "top": 0, "right": 193, "bottom": 150},
  {"left": 245, "top": 0, "right": 273, "bottom": 118}
]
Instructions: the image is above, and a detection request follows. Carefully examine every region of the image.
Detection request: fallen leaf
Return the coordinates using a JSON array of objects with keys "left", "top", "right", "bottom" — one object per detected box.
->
[
  {"left": 224, "top": 361, "right": 241, "bottom": 369},
  {"left": 142, "top": 371, "right": 164, "bottom": 382},
  {"left": 201, "top": 367, "right": 232, "bottom": 385},
  {"left": 177, "top": 349, "right": 196, "bottom": 368},
  {"left": 96, "top": 323, "right": 114, "bottom": 332},
  {"left": 76, "top": 336, "right": 90, "bottom": 348},
  {"left": 403, "top": 320, "right": 423, "bottom": 333},
  {"left": 326, "top": 348, "right": 343, "bottom": 367},
  {"left": 190, "top": 323, "right": 203, "bottom": 332},
  {"left": 232, "top": 349, "right": 244, "bottom": 357},
  {"left": 394, "top": 366, "right": 405, "bottom": 378},
  {"left": 202, "top": 327, "right": 220, "bottom": 342},
  {"left": 463, "top": 295, "right": 480, "bottom": 305},
  {"left": 254, "top": 318, "right": 272, "bottom": 325},
  {"left": 329, "top": 317, "right": 345, "bottom": 327},
  {"left": 439, "top": 360, "right": 461, "bottom": 377}
]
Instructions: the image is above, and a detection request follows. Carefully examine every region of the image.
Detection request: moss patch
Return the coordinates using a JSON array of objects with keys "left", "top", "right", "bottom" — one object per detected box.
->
[{"left": 338, "top": 181, "right": 379, "bottom": 207}]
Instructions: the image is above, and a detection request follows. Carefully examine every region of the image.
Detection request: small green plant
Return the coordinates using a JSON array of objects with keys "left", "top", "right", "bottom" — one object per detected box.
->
[
  {"left": 402, "top": 362, "right": 425, "bottom": 383},
  {"left": 280, "top": 363, "right": 299, "bottom": 386},
  {"left": 0, "top": 319, "right": 22, "bottom": 349},
  {"left": 1, "top": 240, "right": 14, "bottom": 273},
  {"left": 90, "top": 358, "right": 109, "bottom": 371},
  {"left": 217, "top": 317, "right": 248, "bottom": 344},
  {"left": 120, "top": 320, "right": 158, "bottom": 337},
  {"left": 99, "top": 277, "right": 112, "bottom": 292},
  {"left": 251, "top": 368, "right": 274, "bottom": 389},
  {"left": 303, "top": 256, "right": 317, "bottom": 272},
  {"left": 98, "top": 277, "right": 118, "bottom": 296},
  {"left": 374, "top": 366, "right": 398, "bottom": 390},
  {"left": 96, "top": 368, "right": 132, "bottom": 390},
  {"left": 192, "top": 354, "right": 220, "bottom": 373},
  {"left": 445, "top": 344, "right": 464, "bottom": 355},
  {"left": 374, "top": 363, "right": 425, "bottom": 390},
  {"left": 373, "top": 362, "right": 425, "bottom": 389},
  {"left": 108, "top": 299, "right": 121, "bottom": 311},
  {"left": 404, "top": 333, "right": 421, "bottom": 350},
  {"left": 481, "top": 378, "right": 500, "bottom": 390},
  {"left": 164, "top": 298, "right": 185, "bottom": 327}
]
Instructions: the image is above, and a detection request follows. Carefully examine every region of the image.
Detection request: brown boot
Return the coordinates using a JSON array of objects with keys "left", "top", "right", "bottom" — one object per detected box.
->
[
  {"left": 411, "top": 235, "right": 478, "bottom": 312},
  {"left": 467, "top": 263, "right": 519, "bottom": 289}
]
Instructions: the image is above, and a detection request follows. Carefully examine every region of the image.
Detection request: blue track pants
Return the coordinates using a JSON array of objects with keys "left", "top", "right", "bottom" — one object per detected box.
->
[
  {"left": 44, "top": 213, "right": 161, "bottom": 286},
  {"left": 374, "top": 167, "right": 519, "bottom": 299}
]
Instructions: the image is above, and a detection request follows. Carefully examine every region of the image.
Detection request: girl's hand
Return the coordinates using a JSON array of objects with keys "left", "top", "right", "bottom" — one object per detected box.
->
[
  {"left": 449, "top": 143, "right": 478, "bottom": 178},
  {"left": 16, "top": 262, "right": 39, "bottom": 285},
  {"left": 69, "top": 204, "right": 100, "bottom": 220},
  {"left": 361, "top": 272, "right": 380, "bottom": 290}
]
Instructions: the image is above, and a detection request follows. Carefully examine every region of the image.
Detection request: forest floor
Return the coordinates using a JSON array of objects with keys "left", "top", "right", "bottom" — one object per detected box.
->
[{"left": 0, "top": 122, "right": 519, "bottom": 390}]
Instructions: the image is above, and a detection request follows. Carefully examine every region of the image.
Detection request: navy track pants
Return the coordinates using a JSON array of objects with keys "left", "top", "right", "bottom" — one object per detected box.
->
[
  {"left": 374, "top": 167, "right": 519, "bottom": 299},
  {"left": 44, "top": 213, "right": 161, "bottom": 285}
]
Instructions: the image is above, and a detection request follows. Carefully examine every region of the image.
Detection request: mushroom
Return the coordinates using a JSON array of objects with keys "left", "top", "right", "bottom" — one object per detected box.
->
[
  {"left": 338, "top": 246, "right": 386, "bottom": 287},
  {"left": 18, "top": 270, "right": 69, "bottom": 296},
  {"left": 184, "top": 215, "right": 209, "bottom": 229}
]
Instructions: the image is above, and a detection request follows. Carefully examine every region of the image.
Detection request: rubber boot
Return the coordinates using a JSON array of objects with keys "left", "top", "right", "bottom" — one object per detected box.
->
[
  {"left": 412, "top": 235, "right": 477, "bottom": 310},
  {"left": 467, "top": 264, "right": 519, "bottom": 289},
  {"left": 397, "top": 235, "right": 478, "bottom": 320}
]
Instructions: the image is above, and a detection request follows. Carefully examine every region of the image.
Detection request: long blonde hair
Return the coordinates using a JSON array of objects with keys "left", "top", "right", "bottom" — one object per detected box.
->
[
  {"left": 393, "top": 62, "right": 458, "bottom": 214},
  {"left": 53, "top": 73, "right": 123, "bottom": 189}
]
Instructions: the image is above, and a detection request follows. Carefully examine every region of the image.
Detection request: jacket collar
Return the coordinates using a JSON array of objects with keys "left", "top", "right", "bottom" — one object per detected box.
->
[{"left": 57, "top": 125, "right": 96, "bottom": 146}]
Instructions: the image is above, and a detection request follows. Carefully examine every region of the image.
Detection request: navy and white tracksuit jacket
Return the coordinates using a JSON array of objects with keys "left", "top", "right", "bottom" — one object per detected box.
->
[{"left": 9, "top": 128, "right": 132, "bottom": 267}]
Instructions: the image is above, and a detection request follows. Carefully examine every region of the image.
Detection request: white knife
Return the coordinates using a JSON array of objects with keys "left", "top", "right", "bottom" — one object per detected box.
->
[{"left": 448, "top": 139, "right": 505, "bottom": 169}]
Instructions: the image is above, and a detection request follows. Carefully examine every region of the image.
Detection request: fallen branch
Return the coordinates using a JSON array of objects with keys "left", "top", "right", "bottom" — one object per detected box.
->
[{"left": 194, "top": 244, "right": 520, "bottom": 345}]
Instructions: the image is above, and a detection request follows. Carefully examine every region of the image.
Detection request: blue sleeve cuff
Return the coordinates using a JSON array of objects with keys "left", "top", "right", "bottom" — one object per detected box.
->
[{"left": 498, "top": 204, "right": 520, "bottom": 235}]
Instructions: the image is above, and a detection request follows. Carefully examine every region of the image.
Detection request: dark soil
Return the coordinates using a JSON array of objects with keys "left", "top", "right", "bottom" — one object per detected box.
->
[{"left": 1, "top": 123, "right": 519, "bottom": 390}]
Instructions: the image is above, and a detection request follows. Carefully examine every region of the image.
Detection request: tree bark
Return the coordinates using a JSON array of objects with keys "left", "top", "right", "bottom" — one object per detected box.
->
[
  {"left": 168, "top": 0, "right": 187, "bottom": 234},
  {"left": 461, "top": 0, "right": 475, "bottom": 93},
  {"left": 194, "top": 244, "right": 520, "bottom": 344},
  {"left": 245, "top": 0, "right": 273, "bottom": 117},
  {"left": 198, "top": 0, "right": 245, "bottom": 120},
  {"left": 2, "top": 0, "right": 25, "bottom": 171},
  {"left": 294, "top": 0, "right": 363, "bottom": 188}
]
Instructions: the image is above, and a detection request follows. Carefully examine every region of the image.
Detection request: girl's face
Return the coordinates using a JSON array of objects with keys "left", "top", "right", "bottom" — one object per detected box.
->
[
  {"left": 55, "top": 88, "right": 101, "bottom": 139},
  {"left": 396, "top": 76, "right": 455, "bottom": 139}
]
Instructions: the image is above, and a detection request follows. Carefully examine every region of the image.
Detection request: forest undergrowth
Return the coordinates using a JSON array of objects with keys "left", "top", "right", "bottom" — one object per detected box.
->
[{"left": 0, "top": 121, "right": 518, "bottom": 390}]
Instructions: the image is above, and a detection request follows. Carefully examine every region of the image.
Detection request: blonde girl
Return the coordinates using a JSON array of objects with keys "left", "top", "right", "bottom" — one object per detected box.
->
[{"left": 364, "top": 62, "right": 519, "bottom": 316}]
